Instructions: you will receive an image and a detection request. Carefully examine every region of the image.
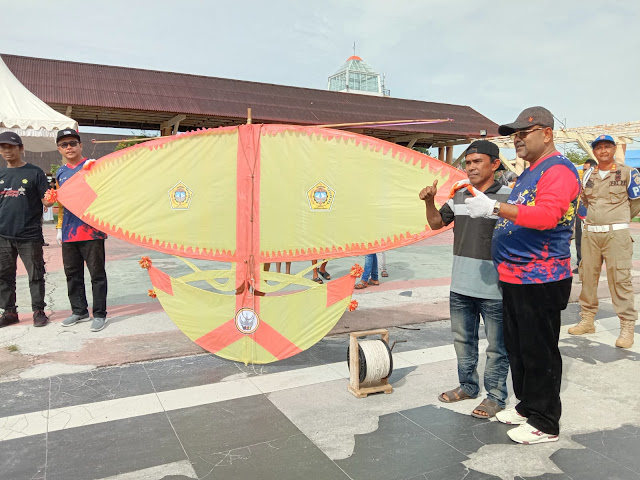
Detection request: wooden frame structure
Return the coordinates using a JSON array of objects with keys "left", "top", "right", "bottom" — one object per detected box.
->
[
  {"left": 348, "top": 329, "right": 393, "bottom": 398},
  {"left": 451, "top": 121, "right": 640, "bottom": 174}
]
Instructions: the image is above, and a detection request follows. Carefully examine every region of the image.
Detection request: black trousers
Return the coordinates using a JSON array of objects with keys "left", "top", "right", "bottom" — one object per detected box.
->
[
  {"left": 0, "top": 236, "right": 46, "bottom": 312},
  {"left": 575, "top": 220, "right": 583, "bottom": 266},
  {"left": 500, "top": 278, "right": 572, "bottom": 435},
  {"left": 62, "top": 239, "right": 107, "bottom": 318}
]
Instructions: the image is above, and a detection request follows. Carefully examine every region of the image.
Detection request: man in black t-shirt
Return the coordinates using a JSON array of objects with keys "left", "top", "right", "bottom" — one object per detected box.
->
[{"left": 0, "top": 132, "right": 54, "bottom": 328}]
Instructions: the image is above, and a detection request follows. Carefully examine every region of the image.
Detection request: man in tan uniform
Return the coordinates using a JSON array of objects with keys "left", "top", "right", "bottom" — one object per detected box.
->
[{"left": 569, "top": 135, "right": 640, "bottom": 348}]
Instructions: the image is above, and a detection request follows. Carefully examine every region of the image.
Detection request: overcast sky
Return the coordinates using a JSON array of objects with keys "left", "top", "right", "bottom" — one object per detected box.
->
[{"left": 1, "top": 0, "right": 638, "bottom": 131}]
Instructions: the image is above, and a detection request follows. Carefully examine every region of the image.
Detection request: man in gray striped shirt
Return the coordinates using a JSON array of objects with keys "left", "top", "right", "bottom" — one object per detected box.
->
[{"left": 419, "top": 140, "right": 511, "bottom": 419}]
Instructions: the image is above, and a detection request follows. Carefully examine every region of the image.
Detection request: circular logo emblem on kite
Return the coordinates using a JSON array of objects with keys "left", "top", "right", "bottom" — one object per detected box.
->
[{"left": 235, "top": 308, "right": 260, "bottom": 334}]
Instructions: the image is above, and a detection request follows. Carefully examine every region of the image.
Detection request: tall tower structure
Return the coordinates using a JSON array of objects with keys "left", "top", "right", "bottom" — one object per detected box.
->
[{"left": 327, "top": 55, "right": 388, "bottom": 96}]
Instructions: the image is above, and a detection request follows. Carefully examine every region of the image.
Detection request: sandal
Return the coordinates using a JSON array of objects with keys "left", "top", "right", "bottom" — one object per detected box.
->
[
  {"left": 312, "top": 277, "right": 323, "bottom": 284},
  {"left": 438, "top": 386, "right": 477, "bottom": 403},
  {"left": 368, "top": 279, "right": 380, "bottom": 286},
  {"left": 471, "top": 398, "right": 503, "bottom": 419},
  {"left": 381, "top": 270, "right": 388, "bottom": 277},
  {"left": 318, "top": 270, "right": 331, "bottom": 280},
  {"left": 354, "top": 282, "right": 368, "bottom": 289}
]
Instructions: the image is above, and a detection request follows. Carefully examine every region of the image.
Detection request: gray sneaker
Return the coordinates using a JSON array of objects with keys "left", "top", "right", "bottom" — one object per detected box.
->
[
  {"left": 90, "top": 317, "right": 108, "bottom": 332},
  {"left": 61, "top": 313, "right": 89, "bottom": 327}
]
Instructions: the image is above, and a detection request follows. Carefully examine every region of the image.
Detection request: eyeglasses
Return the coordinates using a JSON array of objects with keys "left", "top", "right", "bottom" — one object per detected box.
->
[
  {"left": 509, "top": 127, "right": 545, "bottom": 140},
  {"left": 58, "top": 141, "right": 79, "bottom": 148}
]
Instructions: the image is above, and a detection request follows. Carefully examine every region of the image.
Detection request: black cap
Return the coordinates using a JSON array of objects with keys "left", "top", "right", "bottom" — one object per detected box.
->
[
  {"left": 0, "top": 131, "right": 23, "bottom": 146},
  {"left": 56, "top": 129, "right": 81, "bottom": 143},
  {"left": 465, "top": 140, "right": 504, "bottom": 170},
  {"left": 498, "top": 106, "right": 554, "bottom": 136}
]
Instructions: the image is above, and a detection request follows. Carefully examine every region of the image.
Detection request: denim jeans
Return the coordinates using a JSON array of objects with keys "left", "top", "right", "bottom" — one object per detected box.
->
[
  {"left": 361, "top": 253, "right": 378, "bottom": 282},
  {"left": 62, "top": 239, "right": 108, "bottom": 318},
  {"left": 449, "top": 291, "right": 509, "bottom": 407}
]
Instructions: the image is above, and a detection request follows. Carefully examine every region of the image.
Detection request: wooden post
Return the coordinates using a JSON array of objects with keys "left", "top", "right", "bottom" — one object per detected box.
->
[
  {"left": 247, "top": 107, "right": 252, "bottom": 125},
  {"left": 438, "top": 147, "right": 445, "bottom": 162},
  {"left": 445, "top": 145, "right": 453, "bottom": 164}
]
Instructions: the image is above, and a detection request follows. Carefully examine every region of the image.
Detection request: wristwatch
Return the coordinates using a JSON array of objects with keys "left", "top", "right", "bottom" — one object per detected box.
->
[{"left": 492, "top": 201, "right": 501, "bottom": 216}]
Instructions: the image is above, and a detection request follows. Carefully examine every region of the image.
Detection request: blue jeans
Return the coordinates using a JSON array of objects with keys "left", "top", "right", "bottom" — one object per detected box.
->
[
  {"left": 449, "top": 291, "right": 509, "bottom": 407},
  {"left": 361, "top": 254, "right": 378, "bottom": 282}
]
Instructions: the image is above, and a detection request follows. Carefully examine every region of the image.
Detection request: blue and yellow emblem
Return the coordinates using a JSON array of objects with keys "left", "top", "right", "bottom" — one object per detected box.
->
[
  {"left": 307, "top": 181, "right": 335, "bottom": 211},
  {"left": 168, "top": 181, "right": 193, "bottom": 210}
]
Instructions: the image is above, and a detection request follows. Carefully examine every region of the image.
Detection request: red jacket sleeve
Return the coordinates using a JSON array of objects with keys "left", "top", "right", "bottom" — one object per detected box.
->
[{"left": 515, "top": 165, "right": 579, "bottom": 230}]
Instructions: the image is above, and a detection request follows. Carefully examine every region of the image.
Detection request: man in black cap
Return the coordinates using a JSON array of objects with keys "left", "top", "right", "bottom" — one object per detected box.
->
[
  {"left": 55, "top": 129, "right": 109, "bottom": 332},
  {"left": 0, "top": 132, "right": 54, "bottom": 328},
  {"left": 420, "top": 140, "right": 511, "bottom": 419},
  {"left": 465, "top": 107, "right": 580, "bottom": 444}
]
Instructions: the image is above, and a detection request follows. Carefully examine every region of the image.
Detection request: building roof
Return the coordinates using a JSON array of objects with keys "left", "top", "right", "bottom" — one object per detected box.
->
[{"left": 1, "top": 53, "right": 499, "bottom": 148}]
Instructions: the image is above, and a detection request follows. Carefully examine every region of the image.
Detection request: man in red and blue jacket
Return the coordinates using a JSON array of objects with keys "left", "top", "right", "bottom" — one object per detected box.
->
[
  {"left": 465, "top": 106, "right": 580, "bottom": 445},
  {"left": 55, "top": 129, "right": 109, "bottom": 332}
]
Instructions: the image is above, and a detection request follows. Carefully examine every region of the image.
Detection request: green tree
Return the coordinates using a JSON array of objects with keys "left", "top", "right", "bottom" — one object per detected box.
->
[{"left": 566, "top": 149, "right": 590, "bottom": 165}]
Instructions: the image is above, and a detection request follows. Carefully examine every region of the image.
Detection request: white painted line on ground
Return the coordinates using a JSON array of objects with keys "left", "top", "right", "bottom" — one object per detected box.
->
[
  {"left": 97, "top": 460, "right": 197, "bottom": 479},
  {"left": 0, "top": 319, "right": 628, "bottom": 443},
  {"left": 157, "top": 378, "right": 261, "bottom": 411}
]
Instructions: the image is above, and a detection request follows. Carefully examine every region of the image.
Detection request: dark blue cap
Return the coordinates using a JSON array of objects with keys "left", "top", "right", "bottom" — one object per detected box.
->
[{"left": 591, "top": 134, "right": 615, "bottom": 148}]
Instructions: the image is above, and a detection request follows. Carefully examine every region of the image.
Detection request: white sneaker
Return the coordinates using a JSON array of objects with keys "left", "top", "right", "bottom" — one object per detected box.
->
[
  {"left": 507, "top": 422, "right": 559, "bottom": 444},
  {"left": 495, "top": 407, "right": 527, "bottom": 425}
]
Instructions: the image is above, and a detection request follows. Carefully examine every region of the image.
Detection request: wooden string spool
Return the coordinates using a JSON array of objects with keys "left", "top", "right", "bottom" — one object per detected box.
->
[{"left": 347, "top": 329, "right": 394, "bottom": 398}]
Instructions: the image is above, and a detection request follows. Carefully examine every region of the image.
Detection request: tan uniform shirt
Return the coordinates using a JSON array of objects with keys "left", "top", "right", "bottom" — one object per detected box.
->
[{"left": 582, "top": 163, "right": 637, "bottom": 225}]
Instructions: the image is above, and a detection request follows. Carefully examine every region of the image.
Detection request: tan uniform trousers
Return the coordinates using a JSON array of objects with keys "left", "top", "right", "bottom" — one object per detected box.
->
[{"left": 579, "top": 228, "right": 637, "bottom": 322}]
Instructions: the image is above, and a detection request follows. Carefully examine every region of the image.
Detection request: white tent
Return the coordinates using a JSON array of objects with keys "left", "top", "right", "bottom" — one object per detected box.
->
[{"left": 0, "top": 57, "right": 77, "bottom": 152}]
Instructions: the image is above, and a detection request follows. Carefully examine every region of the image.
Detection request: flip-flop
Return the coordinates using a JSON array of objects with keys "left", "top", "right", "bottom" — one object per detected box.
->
[
  {"left": 318, "top": 270, "right": 331, "bottom": 280},
  {"left": 438, "top": 387, "right": 476, "bottom": 403},
  {"left": 354, "top": 282, "right": 368, "bottom": 290},
  {"left": 471, "top": 398, "right": 503, "bottom": 419},
  {"left": 381, "top": 270, "right": 388, "bottom": 277},
  {"left": 368, "top": 279, "right": 380, "bottom": 286},
  {"left": 312, "top": 277, "right": 323, "bottom": 284}
]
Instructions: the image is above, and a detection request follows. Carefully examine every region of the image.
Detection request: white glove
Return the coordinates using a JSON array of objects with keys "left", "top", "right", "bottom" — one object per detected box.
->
[
  {"left": 464, "top": 189, "right": 496, "bottom": 218},
  {"left": 56, "top": 229, "right": 62, "bottom": 245}
]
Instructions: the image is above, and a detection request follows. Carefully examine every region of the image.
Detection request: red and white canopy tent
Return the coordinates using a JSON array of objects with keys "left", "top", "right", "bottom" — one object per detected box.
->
[{"left": 0, "top": 57, "right": 77, "bottom": 152}]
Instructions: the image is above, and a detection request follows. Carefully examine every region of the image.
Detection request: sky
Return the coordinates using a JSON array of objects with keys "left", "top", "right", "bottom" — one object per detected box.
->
[{"left": 1, "top": 0, "right": 638, "bottom": 133}]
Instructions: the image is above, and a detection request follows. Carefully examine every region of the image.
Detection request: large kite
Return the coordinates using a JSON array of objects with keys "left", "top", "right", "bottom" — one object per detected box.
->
[{"left": 58, "top": 124, "right": 466, "bottom": 364}]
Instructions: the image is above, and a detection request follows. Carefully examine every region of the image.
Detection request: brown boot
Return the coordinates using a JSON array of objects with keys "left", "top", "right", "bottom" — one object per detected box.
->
[
  {"left": 615, "top": 319, "right": 636, "bottom": 349},
  {"left": 568, "top": 311, "right": 595, "bottom": 335}
]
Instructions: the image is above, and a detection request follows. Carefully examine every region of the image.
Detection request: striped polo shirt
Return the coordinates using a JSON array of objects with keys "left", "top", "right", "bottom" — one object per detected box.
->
[{"left": 439, "top": 181, "right": 512, "bottom": 299}]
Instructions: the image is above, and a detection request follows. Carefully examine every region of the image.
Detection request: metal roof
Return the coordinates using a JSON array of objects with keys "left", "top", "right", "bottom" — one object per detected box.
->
[{"left": 1, "top": 54, "right": 499, "bottom": 148}]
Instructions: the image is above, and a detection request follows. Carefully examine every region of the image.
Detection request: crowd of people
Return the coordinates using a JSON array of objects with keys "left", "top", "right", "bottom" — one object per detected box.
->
[
  {"left": 0, "top": 129, "right": 109, "bottom": 332},
  {"left": 1, "top": 108, "right": 637, "bottom": 447},
  {"left": 420, "top": 106, "right": 638, "bottom": 446}
]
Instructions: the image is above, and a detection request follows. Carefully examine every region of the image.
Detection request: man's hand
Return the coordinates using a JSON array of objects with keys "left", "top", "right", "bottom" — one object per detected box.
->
[
  {"left": 419, "top": 179, "right": 438, "bottom": 201},
  {"left": 56, "top": 229, "right": 62, "bottom": 245},
  {"left": 464, "top": 189, "right": 496, "bottom": 218}
]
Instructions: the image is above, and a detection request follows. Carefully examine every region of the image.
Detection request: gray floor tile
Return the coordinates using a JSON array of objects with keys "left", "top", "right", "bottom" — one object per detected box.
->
[
  {"left": 0, "top": 377, "right": 50, "bottom": 417},
  {"left": 335, "top": 412, "right": 467, "bottom": 480},
  {"left": 423, "top": 463, "right": 501, "bottom": 479},
  {"left": 401, "top": 405, "right": 513, "bottom": 455},
  {"left": 167, "top": 395, "right": 301, "bottom": 457},
  {"left": 570, "top": 425, "right": 640, "bottom": 474},
  {"left": 192, "top": 434, "right": 349, "bottom": 480},
  {"left": 0, "top": 433, "right": 47, "bottom": 479},
  {"left": 517, "top": 474, "right": 571, "bottom": 480},
  {"left": 559, "top": 336, "right": 640, "bottom": 364},
  {"left": 550, "top": 445, "right": 640, "bottom": 480},
  {"left": 49, "top": 363, "right": 155, "bottom": 410},
  {"left": 143, "top": 354, "right": 241, "bottom": 392},
  {"left": 46, "top": 411, "right": 187, "bottom": 480}
]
